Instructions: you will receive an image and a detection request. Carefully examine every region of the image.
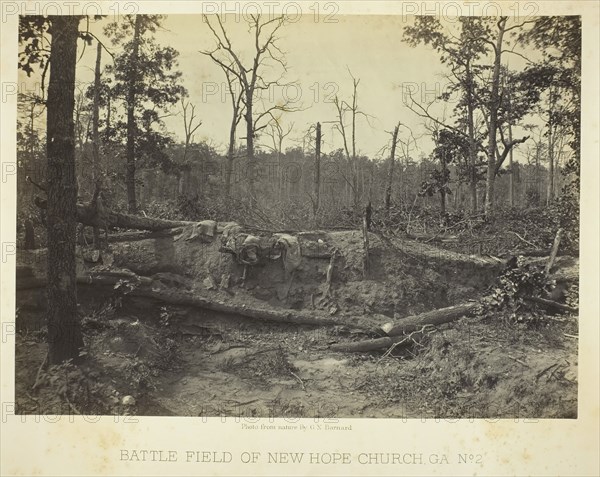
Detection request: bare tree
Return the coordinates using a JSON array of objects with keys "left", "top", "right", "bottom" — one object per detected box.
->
[
  {"left": 385, "top": 122, "right": 401, "bottom": 211},
  {"left": 88, "top": 41, "right": 104, "bottom": 248},
  {"left": 313, "top": 122, "right": 322, "bottom": 228},
  {"left": 331, "top": 70, "right": 372, "bottom": 211},
  {"left": 180, "top": 98, "right": 202, "bottom": 163},
  {"left": 262, "top": 116, "right": 294, "bottom": 198},
  {"left": 177, "top": 98, "right": 202, "bottom": 196},
  {"left": 223, "top": 67, "right": 245, "bottom": 200},
  {"left": 201, "top": 14, "right": 299, "bottom": 200}
]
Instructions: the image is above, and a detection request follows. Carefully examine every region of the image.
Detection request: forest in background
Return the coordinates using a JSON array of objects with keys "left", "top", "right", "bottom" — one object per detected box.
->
[{"left": 17, "top": 14, "right": 580, "bottom": 257}]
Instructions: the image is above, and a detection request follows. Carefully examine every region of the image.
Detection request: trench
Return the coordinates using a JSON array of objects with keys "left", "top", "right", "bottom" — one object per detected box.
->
[{"left": 15, "top": 232, "right": 505, "bottom": 418}]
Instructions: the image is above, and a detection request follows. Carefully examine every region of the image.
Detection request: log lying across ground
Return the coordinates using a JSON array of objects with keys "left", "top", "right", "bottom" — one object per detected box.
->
[
  {"left": 380, "top": 302, "right": 480, "bottom": 336},
  {"left": 331, "top": 290, "right": 579, "bottom": 353},
  {"left": 329, "top": 303, "right": 479, "bottom": 353},
  {"left": 36, "top": 197, "right": 193, "bottom": 231},
  {"left": 330, "top": 331, "right": 429, "bottom": 353},
  {"left": 82, "top": 229, "right": 181, "bottom": 243},
  {"left": 524, "top": 296, "right": 578, "bottom": 314},
  {"left": 131, "top": 288, "right": 357, "bottom": 328},
  {"left": 17, "top": 272, "right": 153, "bottom": 289},
  {"left": 17, "top": 271, "right": 372, "bottom": 331}
]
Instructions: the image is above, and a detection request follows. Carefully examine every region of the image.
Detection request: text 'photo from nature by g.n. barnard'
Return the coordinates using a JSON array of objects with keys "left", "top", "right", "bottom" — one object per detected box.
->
[{"left": 15, "top": 12, "right": 580, "bottom": 418}]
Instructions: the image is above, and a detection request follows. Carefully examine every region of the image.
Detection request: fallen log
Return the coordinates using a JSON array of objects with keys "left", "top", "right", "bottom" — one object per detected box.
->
[
  {"left": 377, "top": 230, "right": 505, "bottom": 279},
  {"left": 80, "top": 229, "right": 182, "bottom": 244},
  {"left": 330, "top": 332, "right": 426, "bottom": 353},
  {"left": 330, "top": 336, "right": 398, "bottom": 353},
  {"left": 16, "top": 272, "right": 154, "bottom": 290},
  {"left": 130, "top": 288, "right": 353, "bottom": 328},
  {"left": 381, "top": 302, "right": 479, "bottom": 336},
  {"left": 17, "top": 272, "right": 368, "bottom": 330},
  {"left": 524, "top": 296, "right": 578, "bottom": 314},
  {"left": 35, "top": 197, "right": 193, "bottom": 231}
]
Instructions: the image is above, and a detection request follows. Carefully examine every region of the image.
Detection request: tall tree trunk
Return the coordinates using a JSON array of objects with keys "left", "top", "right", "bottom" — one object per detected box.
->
[
  {"left": 351, "top": 95, "right": 358, "bottom": 212},
  {"left": 385, "top": 123, "right": 400, "bottom": 211},
  {"left": 46, "top": 15, "right": 84, "bottom": 364},
  {"left": 505, "top": 76, "right": 515, "bottom": 208},
  {"left": 440, "top": 189, "right": 446, "bottom": 218},
  {"left": 105, "top": 88, "right": 111, "bottom": 137},
  {"left": 91, "top": 42, "right": 102, "bottom": 248},
  {"left": 454, "top": 182, "right": 460, "bottom": 209},
  {"left": 245, "top": 92, "right": 255, "bottom": 201},
  {"left": 126, "top": 15, "right": 142, "bottom": 214},
  {"left": 225, "top": 125, "right": 236, "bottom": 201},
  {"left": 547, "top": 88, "right": 556, "bottom": 205},
  {"left": 29, "top": 104, "right": 35, "bottom": 160},
  {"left": 92, "top": 46, "right": 102, "bottom": 168},
  {"left": 465, "top": 60, "right": 478, "bottom": 213},
  {"left": 508, "top": 122, "right": 515, "bottom": 207},
  {"left": 484, "top": 17, "right": 507, "bottom": 217},
  {"left": 313, "top": 122, "right": 322, "bottom": 228},
  {"left": 440, "top": 149, "right": 448, "bottom": 219},
  {"left": 224, "top": 73, "right": 241, "bottom": 203},
  {"left": 547, "top": 130, "right": 554, "bottom": 205},
  {"left": 536, "top": 142, "right": 541, "bottom": 204},
  {"left": 277, "top": 148, "right": 282, "bottom": 200}
]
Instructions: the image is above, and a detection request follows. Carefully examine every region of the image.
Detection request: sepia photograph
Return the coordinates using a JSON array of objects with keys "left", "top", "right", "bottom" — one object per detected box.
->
[
  {"left": 2, "top": 2, "right": 599, "bottom": 475},
  {"left": 13, "top": 10, "right": 583, "bottom": 419}
]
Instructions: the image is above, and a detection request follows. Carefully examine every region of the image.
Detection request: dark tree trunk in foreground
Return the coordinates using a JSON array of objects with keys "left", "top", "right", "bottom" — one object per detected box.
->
[
  {"left": 126, "top": 15, "right": 142, "bottom": 214},
  {"left": 46, "top": 16, "right": 84, "bottom": 364}
]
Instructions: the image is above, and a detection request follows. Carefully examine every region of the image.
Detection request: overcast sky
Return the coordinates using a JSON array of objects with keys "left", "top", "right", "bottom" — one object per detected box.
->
[{"left": 21, "top": 14, "right": 541, "bottom": 161}]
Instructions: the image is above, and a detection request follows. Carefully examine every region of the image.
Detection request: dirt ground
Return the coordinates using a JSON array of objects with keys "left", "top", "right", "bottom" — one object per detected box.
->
[
  {"left": 15, "top": 302, "right": 578, "bottom": 419},
  {"left": 14, "top": 229, "right": 578, "bottom": 419}
]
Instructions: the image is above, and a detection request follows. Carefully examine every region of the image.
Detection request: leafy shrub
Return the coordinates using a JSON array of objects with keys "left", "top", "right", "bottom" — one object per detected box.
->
[{"left": 481, "top": 261, "right": 558, "bottom": 326}]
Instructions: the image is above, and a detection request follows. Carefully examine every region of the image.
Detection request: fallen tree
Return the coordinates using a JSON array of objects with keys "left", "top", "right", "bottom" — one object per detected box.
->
[
  {"left": 524, "top": 295, "right": 578, "bottom": 314},
  {"left": 131, "top": 287, "right": 356, "bottom": 328},
  {"left": 17, "top": 270, "right": 372, "bottom": 330},
  {"left": 35, "top": 197, "right": 193, "bottom": 231},
  {"left": 329, "top": 303, "right": 479, "bottom": 353},
  {"left": 380, "top": 302, "right": 479, "bottom": 336},
  {"left": 330, "top": 331, "right": 428, "bottom": 353},
  {"left": 17, "top": 270, "right": 153, "bottom": 289}
]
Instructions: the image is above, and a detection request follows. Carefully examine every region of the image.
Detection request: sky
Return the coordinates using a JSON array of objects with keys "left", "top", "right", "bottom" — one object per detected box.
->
[{"left": 20, "top": 14, "right": 542, "bottom": 161}]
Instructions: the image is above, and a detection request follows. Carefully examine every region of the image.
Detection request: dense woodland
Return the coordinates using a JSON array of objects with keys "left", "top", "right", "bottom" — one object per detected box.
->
[
  {"left": 16, "top": 13, "right": 580, "bottom": 377},
  {"left": 18, "top": 15, "right": 580, "bottom": 238}
]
